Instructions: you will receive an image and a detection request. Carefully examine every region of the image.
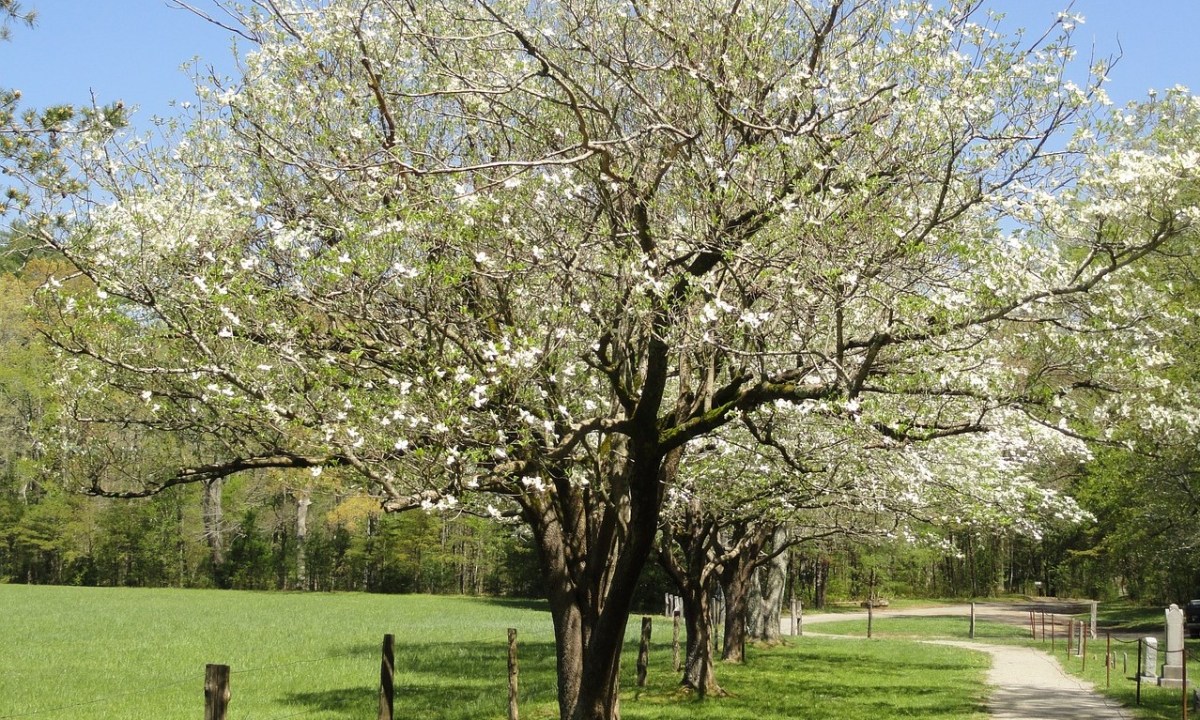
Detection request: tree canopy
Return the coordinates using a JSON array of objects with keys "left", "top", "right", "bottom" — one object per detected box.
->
[{"left": 8, "top": 2, "right": 1200, "bottom": 719}]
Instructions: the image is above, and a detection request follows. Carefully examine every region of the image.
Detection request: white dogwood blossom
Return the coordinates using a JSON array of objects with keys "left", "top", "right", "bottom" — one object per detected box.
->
[{"left": 15, "top": 3, "right": 1200, "bottom": 719}]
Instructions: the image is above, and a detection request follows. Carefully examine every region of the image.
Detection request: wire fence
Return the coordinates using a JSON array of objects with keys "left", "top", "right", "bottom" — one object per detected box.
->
[
  {"left": 0, "top": 673, "right": 199, "bottom": 720},
  {"left": 1023, "top": 606, "right": 1200, "bottom": 718},
  {"left": 0, "top": 643, "right": 381, "bottom": 720},
  {"left": 1, "top": 628, "right": 535, "bottom": 720}
]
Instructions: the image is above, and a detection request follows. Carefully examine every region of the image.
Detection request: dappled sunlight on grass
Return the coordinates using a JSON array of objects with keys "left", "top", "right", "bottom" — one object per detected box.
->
[{"left": 1, "top": 585, "right": 989, "bottom": 720}]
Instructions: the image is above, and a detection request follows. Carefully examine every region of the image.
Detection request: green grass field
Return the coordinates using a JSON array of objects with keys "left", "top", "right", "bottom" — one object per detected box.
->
[
  {"left": 810, "top": 616, "right": 1036, "bottom": 642},
  {"left": 0, "top": 585, "right": 991, "bottom": 720}
]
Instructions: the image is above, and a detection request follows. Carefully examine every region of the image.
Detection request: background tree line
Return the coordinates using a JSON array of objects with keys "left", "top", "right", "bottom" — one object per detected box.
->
[
  {"left": 3, "top": 224, "right": 1200, "bottom": 604},
  {"left": 5, "top": 2, "right": 1200, "bottom": 716}
]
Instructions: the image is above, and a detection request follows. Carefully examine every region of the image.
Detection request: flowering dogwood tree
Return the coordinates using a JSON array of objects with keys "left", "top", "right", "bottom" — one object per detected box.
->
[
  {"left": 660, "top": 401, "right": 1094, "bottom": 693},
  {"left": 14, "top": 1, "right": 1200, "bottom": 718}
]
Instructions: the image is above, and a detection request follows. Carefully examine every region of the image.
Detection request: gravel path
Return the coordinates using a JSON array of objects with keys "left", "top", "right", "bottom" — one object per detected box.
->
[
  {"left": 934, "top": 640, "right": 1131, "bottom": 719},
  {"left": 790, "top": 603, "right": 1133, "bottom": 719}
]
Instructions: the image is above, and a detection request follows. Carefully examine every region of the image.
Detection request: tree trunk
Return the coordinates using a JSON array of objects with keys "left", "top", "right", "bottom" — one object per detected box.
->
[
  {"left": 201, "top": 477, "right": 225, "bottom": 584},
  {"left": 523, "top": 441, "right": 668, "bottom": 720},
  {"left": 813, "top": 555, "right": 829, "bottom": 610},
  {"left": 680, "top": 585, "right": 720, "bottom": 695},
  {"left": 718, "top": 523, "right": 774, "bottom": 663},
  {"left": 295, "top": 490, "right": 311, "bottom": 590},
  {"left": 994, "top": 533, "right": 1008, "bottom": 597},
  {"left": 967, "top": 531, "right": 978, "bottom": 597},
  {"left": 746, "top": 566, "right": 764, "bottom": 640},
  {"left": 720, "top": 551, "right": 756, "bottom": 663},
  {"left": 657, "top": 492, "right": 725, "bottom": 698},
  {"left": 757, "top": 526, "right": 788, "bottom": 643}
]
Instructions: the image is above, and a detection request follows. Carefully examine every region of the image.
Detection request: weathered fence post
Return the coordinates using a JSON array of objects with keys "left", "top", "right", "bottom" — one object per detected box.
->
[
  {"left": 508, "top": 628, "right": 519, "bottom": 720},
  {"left": 672, "top": 611, "right": 681, "bottom": 672},
  {"left": 1082, "top": 629, "right": 1087, "bottom": 670},
  {"left": 204, "top": 664, "right": 230, "bottom": 720},
  {"left": 790, "top": 598, "right": 797, "bottom": 637},
  {"left": 1029, "top": 611, "right": 1035, "bottom": 639},
  {"left": 1137, "top": 638, "right": 1143, "bottom": 706},
  {"left": 1067, "top": 619, "right": 1074, "bottom": 658},
  {"left": 379, "top": 633, "right": 395, "bottom": 720},
  {"left": 969, "top": 602, "right": 976, "bottom": 639},
  {"left": 637, "top": 616, "right": 652, "bottom": 687},
  {"left": 867, "top": 599, "right": 874, "bottom": 639},
  {"left": 1107, "top": 632, "right": 1112, "bottom": 688},
  {"left": 797, "top": 599, "right": 803, "bottom": 637}
]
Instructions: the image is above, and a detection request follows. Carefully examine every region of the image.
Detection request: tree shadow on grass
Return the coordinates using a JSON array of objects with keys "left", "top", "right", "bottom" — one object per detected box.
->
[
  {"left": 276, "top": 630, "right": 989, "bottom": 720},
  {"left": 473, "top": 596, "right": 551, "bottom": 613},
  {"left": 276, "top": 639, "right": 562, "bottom": 720},
  {"left": 278, "top": 686, "right": 374, "bottom": 719},
  {"left": 620, "top": 640, "right": 989, "bottom": 720}
]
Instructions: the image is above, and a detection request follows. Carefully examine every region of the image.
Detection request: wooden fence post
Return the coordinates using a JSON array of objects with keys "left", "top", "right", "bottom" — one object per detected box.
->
[
  {"left": 867, "top": 600, "right": 874, "bottom": 639},
  {"left": 969, "top": 602, "right": 976, "bottom": 639},
  {"left": 1137, "top": 639, "right": 1143, "bottom": 706},
  {"left": 790, "top": 598, "right": 797, "bottom": 637},
  {"left": 672, "top": 611, "right": 681, "bottom": 672},
  {"left": 379, "top": 633, "right": 395, "bottom": 720},
  {"left": 798, "top": 599, "right": 803, "bottom": 637},
  {"left": 1107, "top": 633, "right": 1112, "bottom": 689},
  {"left": 204, "top": 664, "right": 230, "bottom": 720},
  {"left": 637, "top": 616, "right": 652, "bottom": 687},
  {"left": 508, "top": 628, "right": 520, "bottom": 720}
]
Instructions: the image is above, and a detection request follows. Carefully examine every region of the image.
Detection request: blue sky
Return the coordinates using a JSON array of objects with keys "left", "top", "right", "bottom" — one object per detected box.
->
[{"left": 1, "top": 1, "right": 1198, "bottom": 120}]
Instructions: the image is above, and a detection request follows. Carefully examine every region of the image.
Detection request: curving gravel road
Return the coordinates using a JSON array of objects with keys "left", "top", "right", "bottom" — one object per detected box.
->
[{"left": 788, "top": 603, "right": 1133, "bottom": 719}]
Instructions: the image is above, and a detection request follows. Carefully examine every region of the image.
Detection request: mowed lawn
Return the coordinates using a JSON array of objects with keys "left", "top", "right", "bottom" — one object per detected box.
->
[{"left": 0, "top": 585, "right": 989, "bottom": 719}]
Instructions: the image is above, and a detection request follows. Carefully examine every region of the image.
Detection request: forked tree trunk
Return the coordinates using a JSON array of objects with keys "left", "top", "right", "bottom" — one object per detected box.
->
[
  {"left": 719, "top": 525, "right": 772, "bottom": 663},
  {"left": 720, "top": 551, "right": 756, "bottom": 663},
  {"left": 658, "top": 489, "right": 725, "bottom": 697},
  {"left": 524, "top": 442, "right": 670, "bottom": 720}
]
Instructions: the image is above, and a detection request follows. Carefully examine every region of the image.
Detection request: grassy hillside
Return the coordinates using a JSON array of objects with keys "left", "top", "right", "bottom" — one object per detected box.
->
[{"left": 0, "top": 585, "right": 988, "bottom": 719}]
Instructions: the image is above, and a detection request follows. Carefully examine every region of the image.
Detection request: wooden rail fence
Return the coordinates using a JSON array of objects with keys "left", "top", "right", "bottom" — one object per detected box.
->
[{"left": 201, "top": 629, "right": 529, "bottom": 720}]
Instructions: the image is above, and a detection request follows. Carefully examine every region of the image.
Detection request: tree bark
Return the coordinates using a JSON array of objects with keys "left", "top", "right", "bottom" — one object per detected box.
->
[
  {"left": 657, "top": 492, "right": 724, "bottom": 697},
  {"left": 295, "top": 489, "right": 311, "bottom": 590},
  {"left": 717, "top": 521, "right": 776, "bottom": 663},
  {"left": 757, "top": 526, "right": 788, "bottom": 643},
  {"left": 746, "top": 566, "right": 764, "bottom": 640},
  {"left": 814, "top": 555, "right": 829, "bottom": 610},
  {"left": 680, "top": 585, "right": 720, "bottom": 696},
  {"left": 523, "top": 441, "right": 668, "bottom": 720},
  {"left": 720, "top": 549, "right": 757, "bottom": 663},
  {"left": 201, "top": 477, "right": 225, "bottom": 584}
]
